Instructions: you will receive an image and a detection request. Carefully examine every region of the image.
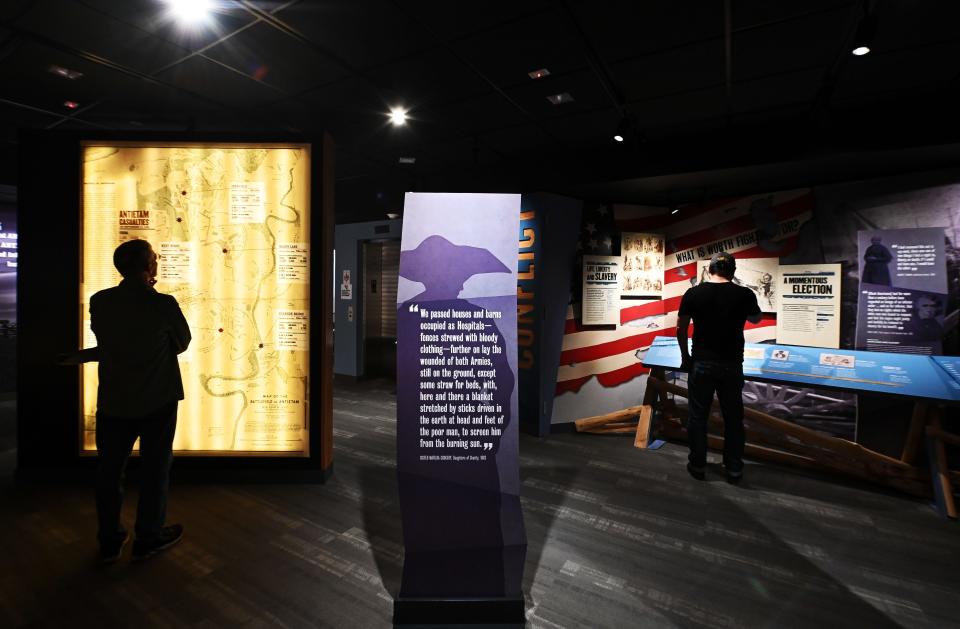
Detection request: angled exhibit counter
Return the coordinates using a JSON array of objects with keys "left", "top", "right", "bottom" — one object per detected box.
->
[
  {"left": 635, "top": 336, "right": 959, "bottom": 518},
  {"left": 17, "top": 131, "right": 334, "bottom": 482}
]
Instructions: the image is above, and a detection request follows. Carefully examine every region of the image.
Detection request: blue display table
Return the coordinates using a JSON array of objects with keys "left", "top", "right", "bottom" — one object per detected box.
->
[{"left": 639, "top": 336, "right": 958, "bottom": 519}]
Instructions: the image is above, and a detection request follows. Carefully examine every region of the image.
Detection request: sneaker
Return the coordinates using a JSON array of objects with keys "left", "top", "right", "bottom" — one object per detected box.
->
[
  {"left": 725, "top": 469, "right": 743, "bottom": 485},
  {"left": 132, "top": 524, "right": 183, "bottom": 560},
  {"left": 686, "top": 462, "right": 705, "bottom": 481},
  {"left": 99, "top": 530, "right": 130, "bottom": 564}
]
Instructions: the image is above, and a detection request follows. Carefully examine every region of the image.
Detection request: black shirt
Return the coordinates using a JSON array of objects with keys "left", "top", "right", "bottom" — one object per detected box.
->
[
  {"left": 678, "top": 281, "right": 760, "bottom": 362},
  {"left": 91, "top": 280, "right": 191, "bottom": 417}
]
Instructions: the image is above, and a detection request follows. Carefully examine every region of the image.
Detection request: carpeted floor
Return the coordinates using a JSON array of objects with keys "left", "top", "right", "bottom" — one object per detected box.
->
[{"left": 0, "top": 377, "right": 957, "bottom": 628}]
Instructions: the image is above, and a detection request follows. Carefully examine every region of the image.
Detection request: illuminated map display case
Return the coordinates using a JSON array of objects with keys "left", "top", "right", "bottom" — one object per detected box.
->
[
  {"left": 82, "top": 142, "right": 311, "bottom": 455},
  {"left": 17, "top": 132, "right": 333, "bottom": 479}
]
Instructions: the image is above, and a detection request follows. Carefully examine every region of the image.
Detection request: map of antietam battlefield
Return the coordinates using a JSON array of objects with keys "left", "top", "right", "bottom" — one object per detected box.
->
[{"left": 81, "top": 143, "right": 311, "bottom": 454}]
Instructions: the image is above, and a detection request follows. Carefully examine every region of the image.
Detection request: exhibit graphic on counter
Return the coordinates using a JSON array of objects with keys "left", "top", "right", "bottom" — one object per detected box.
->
[
  {"left": 855, "top": 228, "right": 947, "bottom": 355},
  {"left": 696, "top": 257, "right": 778, "bottom": 312},
  {"left": 395, "top": 192, "right": 525, "bottom": 620},
  {"left": 582, "top": 255, "right": 621, "bottom": 325},
  {"left": 776, "top": 264, "right": 841, "bottom": 348},
  {"left": 80, "top": 142, "right": 311, "bottom": 454},
  {"left": 620, "top": 232, "right": 664, "bottom": 297},
  {"left": 644, "top": 336, "right": 960, "bottom": 401}
]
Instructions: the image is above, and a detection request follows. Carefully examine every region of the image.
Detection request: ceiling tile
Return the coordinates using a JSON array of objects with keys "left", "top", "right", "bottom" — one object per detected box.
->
[
  {"left": 78, "top": 0, "right": 257, "bottom": 54},
  {"left": 395, "top": 0, "right": 551, "bottom": 42},
  {"left": 569, "top": 0, "right": 724, "bottom": 64},
  {"left": 154, "top": 55, "right": 284, "bottom": 108},
  {"left": 732, "top": 11, "right": 847, "bottom": 81},
  {"left": 610, "top": 39, "right": 725, "bottom": 102},
  {"left": 275, "top": 0, "right": 434, "bottom": 71},
  {"left": 450, "top": 10, "right": 586, "bottom": 88},
  {"left": 202, "top": 21, "right": 347, "bottom": 95},
  {"left": 12, "top": 0, "right": 191, "bottom": 74}
]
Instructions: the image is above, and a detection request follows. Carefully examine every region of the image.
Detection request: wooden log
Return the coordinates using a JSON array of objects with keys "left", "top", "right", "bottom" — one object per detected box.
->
[
  {"left": 926, "top": 426, "right": 960, "bottom": 447},
  {"left": 901, "top": 401, "right": 930, "bottom": 464},
  {"left": 671, "top": 400, "right": 931, "bottom": 482},
  {"left": 929, "top": 411, "right": 957, "bottom": 518},
  {"left": 647, "top": 376, "right": 913, "bottom": 470},
  {"left": 575, "top": 405, "right": 645, "bottom": 432},
  {"left": 634, "top": 405, "right": 653, "bottom": 449},
  {"left": 583, "top": 425, "right": 640, "bottom": 434},
  {"left": 659, "top": 416, "right": 930, "bottom": 496}
]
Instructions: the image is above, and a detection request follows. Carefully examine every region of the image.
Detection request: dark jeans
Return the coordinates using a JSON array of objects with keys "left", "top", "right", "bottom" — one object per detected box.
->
[
  {"left": 687, "top": 360, "right": 745, "bottom": 473},
  {"left": 95, "top": 401, "right": 178, "bottom": 546}
]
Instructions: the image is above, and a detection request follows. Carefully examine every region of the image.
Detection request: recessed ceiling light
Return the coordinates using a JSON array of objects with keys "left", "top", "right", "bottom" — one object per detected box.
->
[
  {"left": 613, "top": 134, "right": 624, "bottom": 142},
  {"left": 670, "top": 208, "right": 680, "bottom": 215},
  {"left": 546, "top": 92, "right": 574, "bottom": 105},
  {"left": 63, "top": 100, "right": 79, "bottom": 109},
  {"left": 48, "top": 64, "right": 83, "bottom": 80},
  {"left": 528, "top": 68, "right": 550, "bottom": 80},
  {"left": 164, "top": 0, "right": 213, "bottom": 26},
  {"left": 398, "top": 156, "right": 416, "bottom": 164},
  {"left": 387, "top": 213, "right": 400, "bottom": 219},
  {"left": 852, "top": 46, "right": 870, "bottom": 56},
  {"left": 389, "top": 107, "right": 408, "bottom": 126}
]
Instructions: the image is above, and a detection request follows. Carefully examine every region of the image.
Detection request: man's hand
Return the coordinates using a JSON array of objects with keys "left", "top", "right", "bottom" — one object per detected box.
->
[{"left": 679, "top": 355, "right": 693, "bottom": 373}]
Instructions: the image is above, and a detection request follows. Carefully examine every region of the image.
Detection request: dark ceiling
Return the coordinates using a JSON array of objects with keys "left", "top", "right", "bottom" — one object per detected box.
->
[{"left": 4, "top": 0, "right": 960, "bottom": 223}]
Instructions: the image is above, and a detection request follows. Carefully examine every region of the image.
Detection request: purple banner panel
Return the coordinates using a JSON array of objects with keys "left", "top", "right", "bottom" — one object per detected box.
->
[
  {"left": 855, "top": 228, "right": 947, "bottom": 355},
  {"left": 395, "top": 193, "right": 525, "bottom": 621}
]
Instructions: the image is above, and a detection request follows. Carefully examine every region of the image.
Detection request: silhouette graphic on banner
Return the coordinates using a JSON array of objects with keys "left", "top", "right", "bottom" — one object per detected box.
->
[{"left": 396, "top": 234, "right": 525, "bottom": 601}]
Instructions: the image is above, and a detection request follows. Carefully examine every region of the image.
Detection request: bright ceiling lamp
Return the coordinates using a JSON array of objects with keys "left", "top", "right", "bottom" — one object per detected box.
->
[
  {"left": 389, "top": 107, "right": 408, "bottom": 126},
  {"left": 165, "top": 0, "right": 213, "bottom": 26}
]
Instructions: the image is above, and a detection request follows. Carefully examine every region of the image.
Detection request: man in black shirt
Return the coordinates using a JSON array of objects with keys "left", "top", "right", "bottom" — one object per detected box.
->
[
  {"left": 65, "top": 239, "right": 191, "bottom": 562},
  {"left": 677, "top": 252, "right": 761, "bottom": 483}
]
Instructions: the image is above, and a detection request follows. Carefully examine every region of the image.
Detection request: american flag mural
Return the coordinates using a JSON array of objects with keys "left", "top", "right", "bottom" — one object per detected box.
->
[{"left": 551, "top": 190, "right": 815, "bottom": 423}]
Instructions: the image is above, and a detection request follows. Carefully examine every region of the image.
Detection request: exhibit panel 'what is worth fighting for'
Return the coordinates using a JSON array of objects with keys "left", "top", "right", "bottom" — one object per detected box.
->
[{"left": 80, "top": 143, "right": 311, "bottom": 454}]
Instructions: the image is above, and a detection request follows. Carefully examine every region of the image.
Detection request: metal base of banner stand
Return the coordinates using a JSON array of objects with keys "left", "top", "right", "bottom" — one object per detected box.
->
[{"left": 393, "top": 597, "right": 525, "bottom": 627}]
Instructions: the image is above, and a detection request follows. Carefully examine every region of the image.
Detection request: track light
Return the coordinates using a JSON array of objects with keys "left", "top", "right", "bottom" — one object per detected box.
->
[
  {"left": 851, "top": 11, "right": 876, "bottom": 56},
  {"left": 389, "top": 107, "right": 408, "bottom": 126},
  {"left": 613, "top": 117, "right": 630, "bottom": 143}
]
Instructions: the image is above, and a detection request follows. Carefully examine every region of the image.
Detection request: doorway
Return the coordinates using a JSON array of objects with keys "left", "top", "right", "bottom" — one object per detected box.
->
[{"left": 361, "top": 239, "right": 400, "bottom": 379}]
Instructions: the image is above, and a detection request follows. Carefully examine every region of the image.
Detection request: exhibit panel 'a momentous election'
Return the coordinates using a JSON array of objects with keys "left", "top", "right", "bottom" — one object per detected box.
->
[{"left": 80, "top": 142, "right": 311, "bottom": 455}]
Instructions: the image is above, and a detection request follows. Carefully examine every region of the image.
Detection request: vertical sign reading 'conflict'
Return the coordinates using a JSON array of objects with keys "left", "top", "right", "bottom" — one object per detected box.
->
[{"left": 395, "top": 193, "right": 526, "bottom": 624}]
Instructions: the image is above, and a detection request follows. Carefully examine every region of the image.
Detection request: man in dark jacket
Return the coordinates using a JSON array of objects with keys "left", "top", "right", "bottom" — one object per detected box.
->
[
  {"left": 677, "top": 252, "right": 761, "bottom": 483},
  {"left": 83, "top": 239, "right": 191, "bottom": 562}
]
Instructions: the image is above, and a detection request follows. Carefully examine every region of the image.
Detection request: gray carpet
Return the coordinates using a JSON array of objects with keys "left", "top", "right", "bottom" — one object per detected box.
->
[{"left": 0, "top": 378, "right": 958, "bottom": 628}]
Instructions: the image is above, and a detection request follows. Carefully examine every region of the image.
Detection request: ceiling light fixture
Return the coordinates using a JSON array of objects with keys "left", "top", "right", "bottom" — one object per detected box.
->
[
  {"left": 387, "top": 213, "right": 400, "bottom": 220},
  {"left": 670, "top": 207, "right": 680, "bottom": 215},
  {"left": 389, "top": 107, "right": 408, "bottom": 126},
  {"left": 851, "top": 10, "right": 876, "bottom": 56},
  {"left": 63, "top": 100, "right": 79, "bottom": 109},
  {"left": 528, "top": 68, "right": 550, "bottom": 80},
  {"left": 546, "top": 92, "right": 574, "bottom": 105},
  {"left": 164, "top": 0, "right": 213, "bottom": 27},
  {"left": 398, "top": 156, "right": 416, "bottom": 164},
  {"left": 48, "top": 64, "right": 83, "bottom": 80}
]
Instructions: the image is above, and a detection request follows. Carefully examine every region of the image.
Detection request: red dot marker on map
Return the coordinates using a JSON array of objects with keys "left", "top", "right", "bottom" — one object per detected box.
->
[
  {"left": 259, "top": 343, "right": 264, "bottom": 349},
  {"left": 181, "top": 190, "right": 187, "bottom": 196},
  {"left": 222, "top": 248, "right": 228, "bottom": 254},
  {"left": 218, "top": 328, "right": 223, "bottom": 333},
  {"left": 176, "top": 217, "right": 182, "bottom": 223}
]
